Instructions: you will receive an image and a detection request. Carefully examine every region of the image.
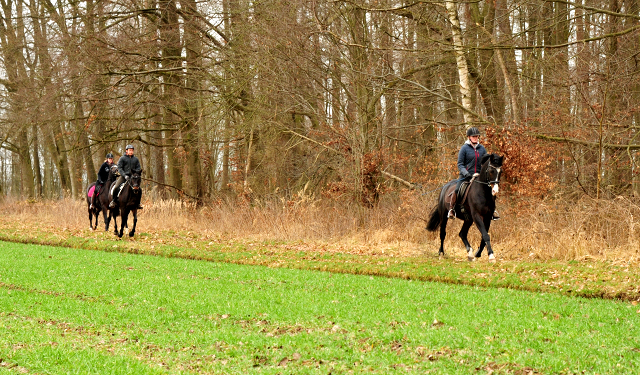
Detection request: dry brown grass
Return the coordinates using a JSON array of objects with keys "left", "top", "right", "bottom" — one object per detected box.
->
[{"left": 1, "top": 191, "right": 639, "bottom": 262}]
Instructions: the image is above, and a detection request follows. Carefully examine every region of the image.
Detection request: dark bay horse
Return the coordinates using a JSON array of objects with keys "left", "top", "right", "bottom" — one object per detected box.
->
[
  {"left": 86, "top": 165, "right": 118, "bottom": 231},
  {"left": 426, "top": 154, "right": 504, "bottom": 262},
  {"left": 108, "top": 171, "right": 142, "bottom": 238}
]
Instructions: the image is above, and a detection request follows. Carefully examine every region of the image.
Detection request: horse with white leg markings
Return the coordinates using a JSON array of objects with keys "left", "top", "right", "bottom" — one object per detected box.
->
[{"left": 426, "top": 154, "right": 504, "bottom": 262}]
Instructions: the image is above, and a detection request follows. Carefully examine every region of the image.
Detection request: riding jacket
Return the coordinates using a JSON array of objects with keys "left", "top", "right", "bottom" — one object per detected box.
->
[
  {"left": 117, "top": 155, "right": 142, "bottom": 177},
  {"left": 96, "top": 162, "right": 112, "bottom": 185},
  {"left": 457, "top": 140, "right": 487, "bottom": 178}
]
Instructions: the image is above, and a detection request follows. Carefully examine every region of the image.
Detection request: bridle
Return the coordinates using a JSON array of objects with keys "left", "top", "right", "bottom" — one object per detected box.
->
[
  {"left": 129, "top": 174, "right": 141, "bottom": 193},
  {"left": 474, "top": 162, "right": 502, "bottom": 190}
]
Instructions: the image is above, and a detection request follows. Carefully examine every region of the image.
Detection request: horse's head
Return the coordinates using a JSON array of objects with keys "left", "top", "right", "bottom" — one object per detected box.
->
[
  {"left": 130, "top": 171, "right": 142, "bottom": 192},
  {"left": 108, "top": 165, "right": 119, "bottom": 180},
  {"left": 480, "top": 154, "right": 504, "bottom": 196}
]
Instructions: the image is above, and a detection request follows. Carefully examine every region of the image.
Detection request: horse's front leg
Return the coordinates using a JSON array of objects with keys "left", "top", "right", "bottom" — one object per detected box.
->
[
  {"left": 129, "top": 209, "right": 137, "bottom": 237},
  {"left": 102, "top": 208, "right": 110, "bottom": 231},
  {"left": 473, "top": 215, "right": 495, "bottom": 262},
  {"left": 112, "top": 211, "right": 119, "bottom": 236},
  {"left": 119, "top": 209, "right": 128, "bottom": 238},
  {"left": 458, "top": 220, "right": 474, "bottom": 261}
]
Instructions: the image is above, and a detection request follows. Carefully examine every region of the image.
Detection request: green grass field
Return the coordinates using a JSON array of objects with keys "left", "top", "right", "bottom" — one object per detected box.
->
[{"left": 0, "top": 240, "right": 639, "bottom": 374}]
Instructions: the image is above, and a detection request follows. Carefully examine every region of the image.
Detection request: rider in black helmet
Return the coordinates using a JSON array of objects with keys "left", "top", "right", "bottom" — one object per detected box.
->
[
  {"left": 90, "top": 153, "right": 114, "bottom": 210},
  {"left": 448, "top": 127, "right": 499, "bottom": 220},
  {"left": 109, "top": 144, "right": 143, "bottom": 209}
]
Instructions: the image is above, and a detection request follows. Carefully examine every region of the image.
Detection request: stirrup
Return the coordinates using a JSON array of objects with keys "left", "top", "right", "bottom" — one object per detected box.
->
[
  {"left": 492, "top": 211, "right": 500, "bottom": 221},
  {"left": 137, "top": 205, "right": 144, "bottom": 210},
  {"left": 447, "top": 209, "right": 456, "bottom": 219},
  {"left": 109, "top": 201, "right": 116, "bottom": 208},
  {"left": 89, "top": 204, "right": 94, "bottom": 210}
]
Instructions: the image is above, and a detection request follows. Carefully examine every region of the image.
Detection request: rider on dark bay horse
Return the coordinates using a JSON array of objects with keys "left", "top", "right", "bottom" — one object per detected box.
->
[
  {"left": 449, "top": 127, "right": 499, "bottom": 220},
  {"left": 109, "top": 144, "right": 143, "bottom": 210},
  {"left": 90, "top": 153, "right": 114, "bottom": 210}
]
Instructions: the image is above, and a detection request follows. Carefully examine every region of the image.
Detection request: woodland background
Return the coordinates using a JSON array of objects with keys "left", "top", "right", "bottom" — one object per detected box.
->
[{"left": 0, "top": 0, "right": 638, "bottom": 207}]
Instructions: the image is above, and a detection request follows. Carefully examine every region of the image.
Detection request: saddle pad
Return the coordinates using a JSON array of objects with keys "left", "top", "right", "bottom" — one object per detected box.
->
[
  {"left": 88, "top": 185, "right": 95, "bottom": 198},
  {"left": 111, "top": 182, "right": 126, "bottom": 198}
]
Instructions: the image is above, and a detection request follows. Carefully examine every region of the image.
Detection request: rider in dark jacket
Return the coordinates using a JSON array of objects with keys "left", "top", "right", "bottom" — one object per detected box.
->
[
  {"left": 448, "top": 127, "right": 499, "bottom": 220},
  {"left": 109, "top": 144, "right": 143, "bottom": 209},
  {"left": 90, "top": 153, "right": 114, "bottom": 210}
]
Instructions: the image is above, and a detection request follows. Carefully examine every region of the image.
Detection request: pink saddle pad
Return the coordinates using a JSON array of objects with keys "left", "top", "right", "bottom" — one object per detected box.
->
[{"left": 88, "top": 185, "right": 95, "bottom": 198}]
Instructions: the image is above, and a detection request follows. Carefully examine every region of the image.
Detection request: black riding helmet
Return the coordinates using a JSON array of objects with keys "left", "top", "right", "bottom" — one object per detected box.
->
[
  {"left": 125, "top": 144, "right": 134, "bottom": 150},
  {"left": 106, "top": 153, "right": 114, "bottom": 159},
  {"left": 466, "top": 127, "right": 481, "bottom": 137}
]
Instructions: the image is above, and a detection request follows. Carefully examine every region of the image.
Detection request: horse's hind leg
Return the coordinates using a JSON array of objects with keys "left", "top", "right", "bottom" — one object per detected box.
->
[
  {"left": 129, "top": 210, "right": 137, "bottom": 237},
  {"left": 458, "top": 220, "right": 474, "bottom": 261},
  {"left": 93, "top": 210, "right": 100, "bottom": 231},
  {"left": 438, "top": 214, "right": 448, "bottom": 256}
]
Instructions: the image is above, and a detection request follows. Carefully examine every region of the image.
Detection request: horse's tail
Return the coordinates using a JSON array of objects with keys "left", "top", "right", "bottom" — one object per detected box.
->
[{"left": 426, "top": 205, "right": 441, "bottom": 232}]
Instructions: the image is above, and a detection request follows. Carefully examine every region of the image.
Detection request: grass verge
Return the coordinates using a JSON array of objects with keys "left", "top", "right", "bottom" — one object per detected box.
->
[{"left": 0, "top": 213, "right": 639, "bottom": 304}]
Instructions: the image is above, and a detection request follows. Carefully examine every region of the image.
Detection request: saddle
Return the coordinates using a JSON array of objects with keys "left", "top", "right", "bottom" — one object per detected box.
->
[
  {"left": 446, "top": 176, "right": 476, "bottom": 221},
  {"left": 456, "top": 181, "right": 470, "bottom": 202}
]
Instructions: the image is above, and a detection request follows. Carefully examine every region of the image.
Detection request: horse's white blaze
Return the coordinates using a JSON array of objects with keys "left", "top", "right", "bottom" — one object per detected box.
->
[{"left": 492, "top": 184, "right": 499, "bottom": 196}]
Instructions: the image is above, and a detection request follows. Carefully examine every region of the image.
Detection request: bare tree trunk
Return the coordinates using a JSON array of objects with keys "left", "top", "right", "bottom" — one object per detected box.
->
[
  {"left": 444, "top": 0, "right": 473, "bottom": 126},
  {"left": 180, "top": 0, "right": 203, "bottom": 199},
  {"left": 159, "top": 0, "right": 183, "bottom": 192},
  {"left": 243, "top": 126, "right": 254, "bottom": 193},
  {"left": 18, "top": 129, "right": 35, "bottom": 198},
  {"left": 32, "top": 124, "right": 42, "bottom": 197}
]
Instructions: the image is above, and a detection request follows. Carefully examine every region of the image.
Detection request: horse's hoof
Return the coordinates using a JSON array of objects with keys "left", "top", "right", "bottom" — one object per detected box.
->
[
  {"left": 467, "top": 256, "right": 475, "bottom": 262},
  {"left": 129, "top": 232, "right": 135, "bottom": 237}
]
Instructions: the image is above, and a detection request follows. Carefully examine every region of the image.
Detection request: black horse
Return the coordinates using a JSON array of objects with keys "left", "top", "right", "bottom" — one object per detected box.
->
[
  {"left": 86, "top": 165, "right": 119, "bottom": 231},
  {"left": 426, "top": 154, "right": 504, "bottom": 262},
  {"left": 108, "top": 171, "right": 142, "bottom": 238}
]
